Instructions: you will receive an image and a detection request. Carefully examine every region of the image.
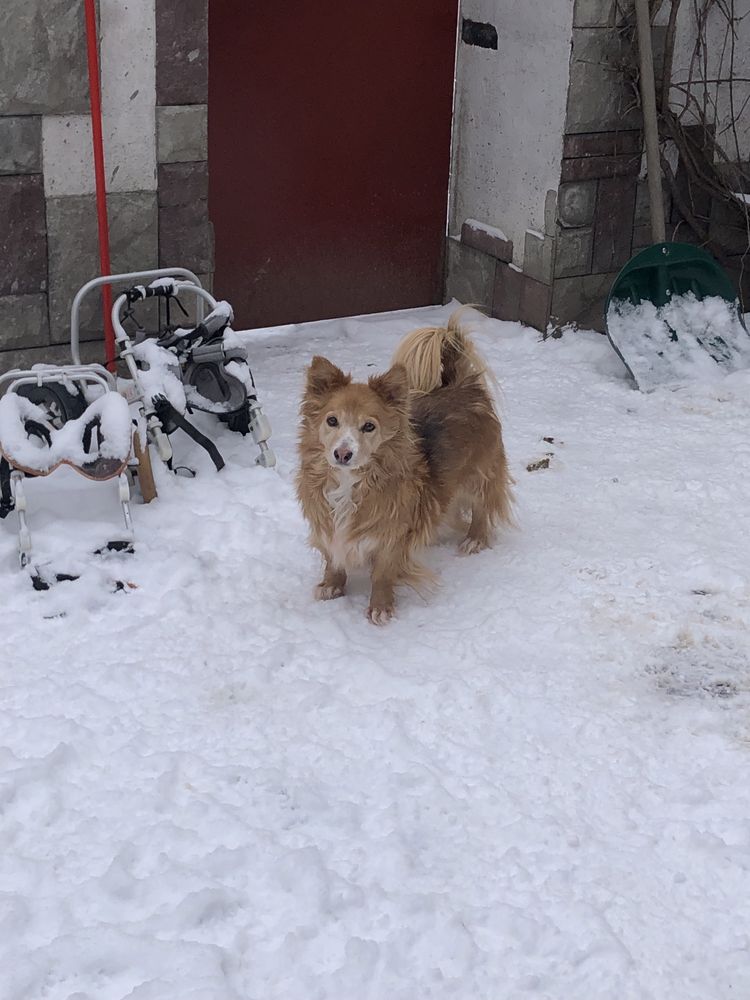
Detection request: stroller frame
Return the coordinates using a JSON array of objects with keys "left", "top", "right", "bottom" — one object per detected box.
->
[{"left": 0, "top": 365, "right": 134, "bottom": 582}]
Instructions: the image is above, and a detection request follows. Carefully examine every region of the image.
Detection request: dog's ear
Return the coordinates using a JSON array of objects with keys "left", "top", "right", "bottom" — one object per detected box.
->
[
  {"left": 306, "top": 356, "right": 350, "bottom": 397},
  {"left": 369, "top": 364, "right": 409, "bottom": 408}
]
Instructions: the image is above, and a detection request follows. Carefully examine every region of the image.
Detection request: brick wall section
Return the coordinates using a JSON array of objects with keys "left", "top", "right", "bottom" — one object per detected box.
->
[
  {"left": 445, "top": 0, "right": 647, "bottom": 332},
  {"left": 155, "top": 0, "right": 212, "bottom": 290},
  {"left": 0, "top": 0, "right": 87, "bottom": 365},
  {"left": 0, "top": 0, "right": 212, "bottom": 370},
  {"left": 551, "top": 130, "right": 642, "bottom": 331},
  {"left": 448, "top": 0, "right": 749, "bottom": 332},
  {"left": 446, "top": 0, "right": 677, "bottom": 334}
]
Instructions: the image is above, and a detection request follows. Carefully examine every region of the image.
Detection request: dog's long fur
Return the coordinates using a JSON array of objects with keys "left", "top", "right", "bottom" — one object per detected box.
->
[{"left": 296, "top": 311, "right": 513, "bottom": 624}]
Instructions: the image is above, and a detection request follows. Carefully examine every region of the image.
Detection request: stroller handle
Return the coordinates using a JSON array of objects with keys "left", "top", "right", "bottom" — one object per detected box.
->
[{"left": 70, "top": 268, "right": 204, "bottom": 365}]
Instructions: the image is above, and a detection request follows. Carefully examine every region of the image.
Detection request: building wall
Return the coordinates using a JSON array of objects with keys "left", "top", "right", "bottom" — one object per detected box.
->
[
  {"left": 446, "top": 0, "right": 750, "bottom": 334},
  {"left": 550, "top": 0, "right": 645, "bottom": 331},
  {"left": 445, "top": 0, "right": 575, "bottom": 330},
  {"left": 447, "top": 0, "right": 644, "bottom": 332},
  {"left": 448, "top": 0, "right": 574, "bottom": 266},
  {"left": 0, "top": 0, "right": 210, "bottom": 369}
]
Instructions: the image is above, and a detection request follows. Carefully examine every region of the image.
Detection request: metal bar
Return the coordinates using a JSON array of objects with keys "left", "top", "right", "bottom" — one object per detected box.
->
[{"left": 71, "top": 268, "right": 204, "bottom": 364}]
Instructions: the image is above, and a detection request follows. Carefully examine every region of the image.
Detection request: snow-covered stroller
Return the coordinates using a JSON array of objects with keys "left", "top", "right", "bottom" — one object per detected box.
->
[
  {"left": 72, "top": 269, "right": 275, "bottom": 474},
  {"left": 0, "top": 268, "right": 274, "bottom": 585},
  {"left": 0, "top": 365, "right": 134, "bottom": 587}
]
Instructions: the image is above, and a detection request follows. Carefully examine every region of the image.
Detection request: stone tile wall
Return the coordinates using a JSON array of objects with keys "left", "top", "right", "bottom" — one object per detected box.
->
[
  {"left": 448, "top": 0, "right": 748, "bottom": 332},
  {"left": 0, "top": 0, "right": 212, "bottom": 370},
  {"left": 446, "top": 0, "right": 668, "bottom": 333}
]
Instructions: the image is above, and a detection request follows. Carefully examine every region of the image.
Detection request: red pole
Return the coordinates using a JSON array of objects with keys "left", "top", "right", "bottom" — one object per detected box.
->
[{"left": 83, "top": 0, "right": 117, "bottom": 371}]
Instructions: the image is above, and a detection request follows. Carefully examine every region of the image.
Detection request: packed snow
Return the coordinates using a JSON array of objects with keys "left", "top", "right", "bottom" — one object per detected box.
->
[
  {"left": 2, "top": 305, "right": 750, "bottom": 1000},
  {"left": 607, "top": 291, "right": 750, "bottom": 390}
]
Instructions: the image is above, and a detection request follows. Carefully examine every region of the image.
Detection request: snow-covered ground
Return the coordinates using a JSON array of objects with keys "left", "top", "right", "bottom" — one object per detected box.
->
[{"left": 2, "top": 305, "right": 750, "bottom": 1000}]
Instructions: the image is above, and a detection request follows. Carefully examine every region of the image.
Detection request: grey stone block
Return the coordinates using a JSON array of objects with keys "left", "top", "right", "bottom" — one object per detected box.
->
[
  {"left": 157, "top": 105, "right": 208, "bottom": 164},
  {"left": 156, "top": 0, "right": 208, "bottom": 106},
  {"left": 563, "top": 131, "right": 642, "bottom": 158},
  {"left": 555, "top": 227, "right": 594, "bottom": 278},
  {"left": 158, "top": 162, "right": 213, "bottom": 274},
  {"left": 0, "top": 117, "right": 42, "bottom": 175},
  {"left": 519, "top": 275, "right": 552, "bottom": 333},
  {"left": 0, "top": 339, "right": 101, "bottom": 372},
  {"left": 159, "top": 200, "right": 212, "bottom": 274},
  {"left": 574, "top": 0, "right": 616, "bottom": 27},
  {"left": 566, "top": 28, "right": 640, "bottom": 135},
  {"left": 0, "top": 294, "right": 49, "bottom": 352},
  {"left": 561, "top": 153, "right": 640, "bottom": 182},
  {"left": 158, "top": 160, "right": 208, "bottom": 206},
  {"left": 47, "top": 192, "right": 159, "bottom": 345},
  {"left": 492, "top": 263, "right": 523, "bottom": 322},
  {"left": 558, "top": 181, "right": 598, "bottom": 228},
  {"left": 550, "top": 271, "right": 618, "bottom": 332},
  {"left": 0, "top": 0, "right": 88, "bottom": 114},
  {"left": 524, "top": 230, "right": 555, "bottom": 284},
  {"left": 444, "top": 237, "right": 495, "bottom": 309},
  {"left": 0, "top": 175, "right": 47, "bottom": 296},
  {"left": 592, "top": 175, "right": 637, "bottom": 272},
  {"left": 460, "top": 221, "right": 512, "bottom": 262}
]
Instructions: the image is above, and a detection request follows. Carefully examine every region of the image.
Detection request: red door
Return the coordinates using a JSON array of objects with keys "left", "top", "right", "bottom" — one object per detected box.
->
[{"left": 209, "top": 2, "right": 458, "bottom": 328}]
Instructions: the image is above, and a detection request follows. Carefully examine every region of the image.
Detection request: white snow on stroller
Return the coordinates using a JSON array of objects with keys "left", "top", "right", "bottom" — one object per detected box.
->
[
  {"left": 73, "top": 269, "right": 276, "bottom": 474},
  {"left": 0, "top": 363, "right": 134, "bottom": 589}
]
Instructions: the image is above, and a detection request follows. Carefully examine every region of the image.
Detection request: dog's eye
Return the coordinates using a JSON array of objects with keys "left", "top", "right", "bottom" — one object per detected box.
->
[
  {"left": 361, "top": 421, "right": 376, "bottom": 433},
  {"left": 326, "top": 415, "right": 338, "bottom": 427}
]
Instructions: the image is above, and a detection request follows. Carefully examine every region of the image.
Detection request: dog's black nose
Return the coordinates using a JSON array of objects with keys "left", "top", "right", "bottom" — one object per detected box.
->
[{"left": 334, "top": 447, "right": 353, "bottom": 465}]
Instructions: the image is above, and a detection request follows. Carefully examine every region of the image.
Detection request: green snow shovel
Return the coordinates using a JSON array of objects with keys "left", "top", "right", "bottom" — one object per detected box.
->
[{"left": 604, "top": 0, "right": 749, "bottom": 390}]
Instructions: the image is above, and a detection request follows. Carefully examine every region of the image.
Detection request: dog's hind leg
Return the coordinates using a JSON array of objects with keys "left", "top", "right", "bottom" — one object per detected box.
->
[
  {"left": 459, "top": 499, "right": 491, "bottom": 555},
  {"left": 315, "top": 559, "right": 347, "bottom": 600}
]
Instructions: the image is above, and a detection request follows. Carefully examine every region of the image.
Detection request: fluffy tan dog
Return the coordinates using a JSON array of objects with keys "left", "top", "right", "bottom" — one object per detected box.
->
[{"left": 296, "top": 312, "right": 513, "bottom": 624}]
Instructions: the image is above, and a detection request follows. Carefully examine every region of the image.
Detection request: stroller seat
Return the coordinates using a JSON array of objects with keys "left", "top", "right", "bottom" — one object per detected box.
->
[
  {"left": 0, "top": 366, "right": 135, "bottom": 576},
  {"left": 0, "top": 390, "right": 132, "bottom": 480}
]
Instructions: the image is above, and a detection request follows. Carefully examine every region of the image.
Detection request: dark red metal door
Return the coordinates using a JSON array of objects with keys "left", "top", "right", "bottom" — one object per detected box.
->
[{"left": 208, "top": 1, "right": 458, "bottom": 327}]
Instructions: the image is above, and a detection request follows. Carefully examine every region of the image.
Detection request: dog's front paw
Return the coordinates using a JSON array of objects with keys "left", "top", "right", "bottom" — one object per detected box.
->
[
  {"left": 458, "top": 536, "right": 490, "bottom": 556},
  {"left": 315, "top": 583, "right": 345, "bottom": 601},
  {"left": 367, "top": 603, "right": 395, "bottom": 625}
]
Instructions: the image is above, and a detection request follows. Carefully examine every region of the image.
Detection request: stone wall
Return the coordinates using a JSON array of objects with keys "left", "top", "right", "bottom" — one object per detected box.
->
[
  {"left": 449, "top": 0, "right": 574, "bottom": 267},
  {"left": 446, "top": 0, "right": 648, "bottom": 332},
  {"left": 550, "top": 0, "right": 646, "bottom": 332},
  {"left": 447, "top": 0, "right": 750, "bottom": 333},
  {"left": 0, "top": 0, "right": 211, "bottom": 370}
]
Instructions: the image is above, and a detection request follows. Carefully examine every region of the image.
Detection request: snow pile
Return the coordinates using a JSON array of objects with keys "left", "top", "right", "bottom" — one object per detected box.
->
[
  {"left": 168, "top": 301, "right": 235, "bottom": 344},
  {"left": 0, "top": 390, "right": 131, "bottom": 474},
  {"left": 132, "top": 338, "right": 186, "bottom": 412},
  {"left": 607, "top": 291, "right": 750, "bottom": 390},
  {"left": 1, "top": 306, "right": 750, "bottom": 999},
  {"left": 463, "top": 218, "right": 509, "bottom": 243}
]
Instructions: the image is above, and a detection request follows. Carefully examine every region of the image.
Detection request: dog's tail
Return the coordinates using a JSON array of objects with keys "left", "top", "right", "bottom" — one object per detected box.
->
[{"left": 391, "top": 307, "right": 494, "bottom": 394}]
